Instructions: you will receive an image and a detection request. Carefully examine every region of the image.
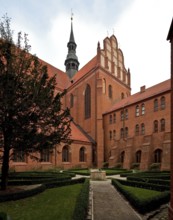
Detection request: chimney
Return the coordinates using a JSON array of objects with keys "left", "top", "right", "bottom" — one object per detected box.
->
[{"left": 140, "top": 85, "right": 146, "bottom": 93}]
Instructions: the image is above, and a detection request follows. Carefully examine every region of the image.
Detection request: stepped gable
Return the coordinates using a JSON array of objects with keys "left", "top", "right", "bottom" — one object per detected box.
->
[
  {"left": 104, "top": 79, "right": 170, "bottom": 114},
  {"left": 39, "top": 58, "right": 69, "bottom": 91}
]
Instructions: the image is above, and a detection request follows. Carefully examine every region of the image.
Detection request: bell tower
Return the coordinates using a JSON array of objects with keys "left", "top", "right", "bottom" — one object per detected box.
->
[{"left": 64, "top": 14, "right": 79, "bottom": 78}]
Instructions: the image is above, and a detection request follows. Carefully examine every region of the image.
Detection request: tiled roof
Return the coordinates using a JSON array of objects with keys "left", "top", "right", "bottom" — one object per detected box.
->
[
  {"left": 104, "top": 79, "right": 170, "bottom": 115},
  {"left": 70, "top": 121, "right": 94, "bottom": 143},
  {"left": 39, "top": 59, "right": 69, "bottom": 91},
  {"left": 68, "top": 56, "right": 97, "bottom": 86}
]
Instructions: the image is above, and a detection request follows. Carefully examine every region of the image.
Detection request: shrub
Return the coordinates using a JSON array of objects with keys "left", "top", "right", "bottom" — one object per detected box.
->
[
  {"left": 112, "top": 179, "right": 170, "bottom": 214},
  {"left": 116, "top": 178, "right": 170, "bottom": 191},
  {"left": 72, "top": 179, "right": 90, "bottom": 220},
  {"left": 149, "top": 163, "right": 161, "bottom": 171},
  {"left": 0, "top": 212, "right": 8, "bottom": 220}
]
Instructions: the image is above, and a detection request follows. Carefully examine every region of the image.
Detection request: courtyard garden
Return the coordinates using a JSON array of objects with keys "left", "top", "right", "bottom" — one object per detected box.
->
[{"left": 0, "top": 169, "right": 171, "bottom": 219}]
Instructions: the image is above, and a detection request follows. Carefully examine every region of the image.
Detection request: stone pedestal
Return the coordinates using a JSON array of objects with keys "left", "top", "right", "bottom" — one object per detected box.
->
[{"left": 90, "top": 170, "right": 106, "bottom": 180}]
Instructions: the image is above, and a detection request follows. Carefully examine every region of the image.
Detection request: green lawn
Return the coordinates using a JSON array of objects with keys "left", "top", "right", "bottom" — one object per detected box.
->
[{"left": 0, "top": 184, "right": 83, "bottom": 220}]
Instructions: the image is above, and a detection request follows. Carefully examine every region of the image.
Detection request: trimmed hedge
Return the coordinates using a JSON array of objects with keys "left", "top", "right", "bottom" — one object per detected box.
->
[
  {"left": 116, "top": 179, "right": 170, "bottom": 191},
  {"left": 0, "top": 178, "right": 86, "bottom": 202},
  {"left": 127, "top": 176, "right": 170, "bottom": 186},
  {"left": 6, "top": 176, "right": 71, "bottom": 186},
  {"left": 45, "top": 177, "right": 86, "bottom": 189},
  {"left": 0, "top": 212, "right": 8, "bottom": 220},
  {"left": 112, "top": 179, "right": 170, "bottom": 214},
  {"left": 0, "top": 184, "right": 46, "bottom": 202},
  {"left": 72, "top": 179, "right": 90, "bottom": 220}
]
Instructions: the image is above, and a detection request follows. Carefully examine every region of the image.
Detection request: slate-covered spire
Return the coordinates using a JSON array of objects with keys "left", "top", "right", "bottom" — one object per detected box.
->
[{"left": 64, "top": 15, "right": 79, "bottom": 78}]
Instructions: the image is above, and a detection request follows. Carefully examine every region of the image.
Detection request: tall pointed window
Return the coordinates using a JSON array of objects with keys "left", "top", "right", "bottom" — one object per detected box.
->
[
  {"left": 108, "top": 85, "right": 112, "bottom": 98},
  {"left": 109, "top": 131, "right": 112, "bottom": 140},
  {"left": 154, "top": 149, "right": 162, "bottom": 163},
  {"left": 120, "top": 128, "right": 124, "bottom": 138},
  {"left": 141, "top": 103, "right": 145, "bottom": 115},
  {"left": 154, "top": 99, "right": 158, "bottom": 111},
  {"left": 135, "top": 105, "right": 139, "bottom": 117},
  {"left": 160, "top": 96, "right": 165, "bottom": 110},
  {"left": 120, "top": 151, "right": 125, "bottom": 163},
  {"left": 85, "top": 84, "right": 91, "bottom": 119},
  {"left": 109, "top": 114, "right": 112, "bottom": 124},
  {"left": 153, "top": 120, "right": 158, "bottom": 132},
  {"left": 160, "top": 119, "right": 165, "bottom": 132},
  {"left": 135, "top": 124, "right": 139, "bottom": 135},
  {"left": 103, "top": 78, "right": 106, "bottom": 94},
  {"left": 125, "top": 109, "right": 128, "bottom": 120},
  {"left": 62, "top": 145, "right": 70, "bottom": 162},
  {"left": 136, "top": 150, "right": 142, "bottom": 163},
  {"left": 79, "top": 147, "right": 86, "bottom": 162},
  {"left": 141, "top": 123, "right": 145, "bottom": 135},
  {"left": 113, "top": 113, "right": 116, "bottom": 123},
  {"left": 124, "top": 127, "right": 128, "bottom": 138},
  {"left": 113, "top": 130, "right": 116, "bottom": 140},
  {"left": 70, "top": 93, "right": 74, "bottom": 108}
]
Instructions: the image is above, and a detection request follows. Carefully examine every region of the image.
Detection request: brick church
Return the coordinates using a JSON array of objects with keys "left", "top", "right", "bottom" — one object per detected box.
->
[{"left": 10, "top": 17, "right": 171, "bottom": 171}]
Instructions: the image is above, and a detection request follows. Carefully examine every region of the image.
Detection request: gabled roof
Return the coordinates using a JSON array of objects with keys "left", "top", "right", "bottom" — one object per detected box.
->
[
  {"left": 70, "top": 121, "right": 95, "bottom": 144},
  {"left": 69, "top": 56, "right": 97, "bottom": 86},
  {"left": 104, "top": 79, "right": 170, "bottom": 115},
  {"left": 39, "top": 59, "right": 69, "bottom": 91}
]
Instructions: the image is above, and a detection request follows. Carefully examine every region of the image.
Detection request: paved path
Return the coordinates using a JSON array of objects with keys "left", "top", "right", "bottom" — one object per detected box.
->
[{"left": 91, "top": 180, "right": 142, "bottom": 220}]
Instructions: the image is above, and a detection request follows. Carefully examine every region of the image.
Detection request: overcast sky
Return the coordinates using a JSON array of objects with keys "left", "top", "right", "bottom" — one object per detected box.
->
[{"left": 0, "top": 0, "right": 172, "bottom": 93}]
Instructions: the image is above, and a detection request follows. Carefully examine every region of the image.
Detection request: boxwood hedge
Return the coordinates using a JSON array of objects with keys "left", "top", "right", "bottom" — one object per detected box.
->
[{"left": 112, "top": 179, "right": 170, "bottom": 214}]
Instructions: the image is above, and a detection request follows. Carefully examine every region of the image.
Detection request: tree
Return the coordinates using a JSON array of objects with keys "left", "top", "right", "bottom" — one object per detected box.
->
[{"left": 0, "top": 15, "right": 72, "bottom": 190}]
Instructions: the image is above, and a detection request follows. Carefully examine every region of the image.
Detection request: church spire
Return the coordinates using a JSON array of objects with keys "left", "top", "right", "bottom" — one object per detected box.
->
[{"left": 64, "top": 13, "right": 79, "bottom": 78}]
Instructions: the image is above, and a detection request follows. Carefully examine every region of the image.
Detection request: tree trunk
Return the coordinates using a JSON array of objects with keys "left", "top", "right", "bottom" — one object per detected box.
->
[{"left": 1, "top": 147, "right": 10, "bottom": 190}]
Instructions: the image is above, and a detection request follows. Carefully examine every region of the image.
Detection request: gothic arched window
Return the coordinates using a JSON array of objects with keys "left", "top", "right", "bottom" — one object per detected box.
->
[
  {"left": 108, "top": 85, "right": 112, "bottom": 98},
  {"left": 154, "top": 99, "right": 158, "bottom": 112},
  {"left": 136, "top": 150, "right": 142, "bottom": 163},
  {"left": 160, "top": 118, "right": 165, "bottom": 132},
  {"left": 85, "top": 84, "right": 91, "bottom": 119},
  {"left": 62, "top": 145, "right": 70, "bottom": 162},
  {"left": 135, "top": 124, "right": 139, "bottom": 135},
  {"left": 141, "top": 103, "right": 145, "bottom": 115},
  {"left": 160, "top": 96, "right": 165, "bottom": 110},
  {"left": 120, "top": 151, "right": 125, "bottom": 163},
  {"left": 135, "top": 105, "right": 139, "bottom": 117},
  {"left": 103, "top": 78, "right": 106, "bottom": 94},
  {"left": 154, "top": 149, "right": 162, "bottom": 163},
  {"left": 153, "top": 120, "right": 158, "bottom": 133},
  {"left": 141, "top": 123, "right": 145, "bottom": 135},
  {"left": 79, "top": 147, "right": 86, "bottom": 162},
  {"left": 70, "top": 93, "right": 74, "bottom": 108}
]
